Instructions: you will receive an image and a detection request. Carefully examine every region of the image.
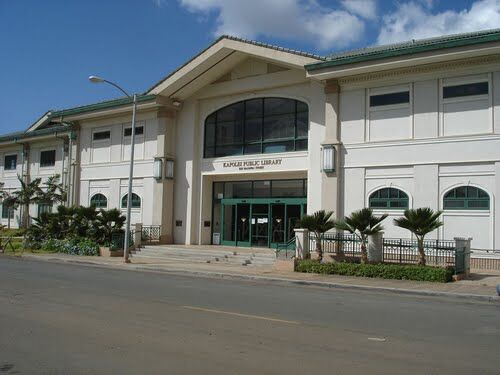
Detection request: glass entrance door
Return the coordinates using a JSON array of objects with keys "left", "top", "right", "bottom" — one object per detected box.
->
[
  {"left": 251, "top": 204, "right": 269, "bottom": 247},
  {"left": 236, "top": 204, "right": 250, "bottom": 247},
  {"left": 220, "top": 198, "right": 306, "bottom": 248},
  {"left": 286, "top": 204, "right": 302, "bottom": 242},
  {"left": 270, "top": 204, "right": 285, "bottom": 246}
]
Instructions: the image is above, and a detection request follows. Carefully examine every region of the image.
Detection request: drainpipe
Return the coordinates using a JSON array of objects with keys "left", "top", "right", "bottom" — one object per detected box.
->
[
  {"left": 55, "top": 132, "right": 69, "bottom": 206},
  {"left": 20, "top": 142, "right": 30, "bottom": 227},
  {"left": 67, "top": 133, "right": 73, "bottom": 206}
]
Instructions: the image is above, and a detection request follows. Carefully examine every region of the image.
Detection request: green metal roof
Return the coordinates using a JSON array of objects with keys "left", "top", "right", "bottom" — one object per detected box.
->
[
  {"left": 0, "top": 124, "right": 73, "bottom": 144},
  {"left": 306, "top": 28, "right": 500, "bottom": 71},
  {"left": 49, "top": 94, "right": 157, "bottom": 119}
]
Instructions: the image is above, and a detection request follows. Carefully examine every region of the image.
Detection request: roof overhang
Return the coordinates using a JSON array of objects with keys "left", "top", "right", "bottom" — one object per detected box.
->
[
  {"left": 0, "top": 126, "right": 73, "bottom": 147},
  {"left": 48, "top": 95, "right": 167, "bottom": 122},
  {"left": 147, "top": 36, "right": 322, "bottom": 100},
  {"left": 307, "top": 41, "right": 500, "bottom": 81}
]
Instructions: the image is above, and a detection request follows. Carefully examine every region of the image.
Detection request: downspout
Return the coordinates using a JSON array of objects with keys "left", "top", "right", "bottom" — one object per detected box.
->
[
  {"left": 20, "top": 141, "right": 30, "bottom": 227},
  {"left": 67, "top": 133, "right": 73, "bottom": 206},
  {"left": 55, "top": 131, "right": 69, "bottom": 206}
]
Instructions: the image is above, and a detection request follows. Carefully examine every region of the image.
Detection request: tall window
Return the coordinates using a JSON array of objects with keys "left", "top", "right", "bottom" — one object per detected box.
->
[
  {"left": 40, "top": 150, "right": 56, "bottom": 168},
  {"left": 121, "top": 193, "right": 141, "bottom": 208},
  {"left": 204, "top": 98, "right": 308, "bottom": 158},
  {"left": 4, "top": 155, "right": 17, "bottom": 171},
  {"left": 38, "top": 202, "right": 53, "bottom": 216},
  {"left": 2, "top": 204, "right": 14, "bottom": 219},
  {"left": 369, "top": 188, "right": 409, "bottom": 209},
  {"left": 443, "top": 186, "right": 489, "bottom": 210},
  {"left": 90, "top": 193, "right": 108, "bottom": 208}
]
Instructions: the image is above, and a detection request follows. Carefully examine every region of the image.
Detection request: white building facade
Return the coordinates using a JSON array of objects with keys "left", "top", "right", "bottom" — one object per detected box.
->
[{"left": 1, "top": 30, "right": 500, "bottom": 251}]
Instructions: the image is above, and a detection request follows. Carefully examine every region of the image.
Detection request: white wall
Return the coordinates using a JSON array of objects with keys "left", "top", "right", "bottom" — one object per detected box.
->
[
  {"left": 78, "top": 111, "right": 161, "bottom": 226},
  {"left": 340, "top": 68, "right": 500, "bottom": 250}
]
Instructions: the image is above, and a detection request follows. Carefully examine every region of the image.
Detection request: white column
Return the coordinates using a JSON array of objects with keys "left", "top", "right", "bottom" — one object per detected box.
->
[{"left": 294, "top": 228, "right": 310, "bottom": 260}]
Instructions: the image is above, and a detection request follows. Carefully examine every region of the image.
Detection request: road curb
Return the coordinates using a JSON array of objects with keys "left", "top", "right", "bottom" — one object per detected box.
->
[{"left": 11, "top": 254, "right": 500, "bottom": 304}]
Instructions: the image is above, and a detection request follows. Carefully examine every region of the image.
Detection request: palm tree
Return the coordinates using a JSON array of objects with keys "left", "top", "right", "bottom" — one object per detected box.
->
[
  {"left": 11, "top": 176, "right": 42, "bottom": 228},
  {"left": 336, "top": 208, "right": 387, "bottom": 264},
  {"left": 299, "top": 210, "right": 336, "bottom": 262},
  {"left": 394, "top": 208, "right": 443, "bottom": 266},
  {"left": 38, "top": 174, "right": 67, "bottom": 206},
  {"left": 93, "top": 208, "right": 126, "bottom": 246}
]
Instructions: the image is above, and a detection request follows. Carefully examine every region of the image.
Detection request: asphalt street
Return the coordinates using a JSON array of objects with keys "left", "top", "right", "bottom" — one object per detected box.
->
[{"left": 0, "top": 256, "right": 499, "bottom": 374}]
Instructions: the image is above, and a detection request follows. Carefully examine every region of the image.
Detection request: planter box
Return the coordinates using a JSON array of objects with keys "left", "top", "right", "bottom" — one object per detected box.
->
[{"left": 99, "top": 247, "right": 124, "bottom": 257}]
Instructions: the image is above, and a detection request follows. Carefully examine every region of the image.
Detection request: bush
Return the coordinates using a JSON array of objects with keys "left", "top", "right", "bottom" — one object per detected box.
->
[
  {"left": 295, "top": 260, "right": 454, "bottom": 283},
  {"left": 40, "top": 237, "right": 100, "bottom": 256},
  {"left": 26, "top": 205, "right": 125, "bottom": 246}
]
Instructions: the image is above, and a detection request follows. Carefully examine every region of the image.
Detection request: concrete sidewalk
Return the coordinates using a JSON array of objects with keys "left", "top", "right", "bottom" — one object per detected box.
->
[{"left": 9, "top": 252, "right": 500, "bottom": 302}]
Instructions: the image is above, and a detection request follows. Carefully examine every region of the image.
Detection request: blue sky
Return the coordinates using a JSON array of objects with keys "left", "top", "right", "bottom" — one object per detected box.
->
[{"left": 1, "top": 0, "right": 499, "bottom": 133}]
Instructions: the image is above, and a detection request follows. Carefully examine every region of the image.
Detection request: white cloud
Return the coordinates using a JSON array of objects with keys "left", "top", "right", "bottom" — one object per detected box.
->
[
  {"left": 177, "top": 0, "right": 368, "bottom": 50},
  {"left": 341, "top": 0, "right": 378, "bottom": 20},
  {"left": 377, "top": 0, "right": 500, "bottom": 45}
]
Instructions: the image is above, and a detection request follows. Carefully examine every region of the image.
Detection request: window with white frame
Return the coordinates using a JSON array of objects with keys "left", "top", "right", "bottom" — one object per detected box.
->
[
  {"left": 4, "top": 154, "right": 17, "bottom": 171},
  {"left": 121, "top": 193, "right": 141, "bottom": 209},
  {"left": 2, "top": 204, "right": 14, "bottom": 219},
  {"left": 440, "top": 74, "right": 491, "bottom": 137},
  {"left": 91, "top": 128, "right": 111, "bottom": 163},
  {"left": 122, "top": 123, "right": 144, "bottom": 161},
  {"left": 367, "top": 84, "right": 412, "bottom": 142},
  {"left": 40, "top": 150, "right": 56, "bottom": 168},
  {"left": 38, "top": 202, "right": 53, "bottom": 217}
]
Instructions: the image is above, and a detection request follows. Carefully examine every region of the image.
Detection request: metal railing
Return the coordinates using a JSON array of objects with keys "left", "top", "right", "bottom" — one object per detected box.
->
[
  {"left": 276, "top": 237, "right": 296, "bottom": 259},
  {"left": 309, "top": 232, "right": 363, "bottom": 257},
  {"left": 111, "top": 231, "right": 135, "bottom": 251},
  {"left": 382, "top": 238, "right": 456, "bottom": 267},
  {"left": 141, "top": 225, "right": 161, "bottom": 244},
  {"left": 307, "top": 232, "right": 462, "bottom": 270}
]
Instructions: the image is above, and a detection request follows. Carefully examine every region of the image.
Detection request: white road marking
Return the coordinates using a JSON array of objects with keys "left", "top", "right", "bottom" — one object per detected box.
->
[
  {"left": 182, "top": 305, "right": 300, "bottom": 325},
  {"left": 367, "top": 337, "right": 387, "bottom": 342}
]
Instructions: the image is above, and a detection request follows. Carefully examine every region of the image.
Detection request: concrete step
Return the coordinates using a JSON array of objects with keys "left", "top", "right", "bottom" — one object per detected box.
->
[
  {"left": 130, "top": 246, "right": 276, "bottom": 266},
  {"left": 131, "top": 251, "right": 275, "bottom": 263},
  {"left": 134, "top": 247, "right": 276, "bottom": 260},
  {"left": 130, "top": 254, "right": 273, "bottom": 266}
]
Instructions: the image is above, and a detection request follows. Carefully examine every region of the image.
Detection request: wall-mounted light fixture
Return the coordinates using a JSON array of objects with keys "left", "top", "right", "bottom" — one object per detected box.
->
[
  {"left": 153, "top": 158, "right": 163, "bottom": 180},
  {"left": 165, "top": 159, "right": 175, "bottom": 179},
  {"left": 322, "top": 144, "right": 336, "bottom": 173}
]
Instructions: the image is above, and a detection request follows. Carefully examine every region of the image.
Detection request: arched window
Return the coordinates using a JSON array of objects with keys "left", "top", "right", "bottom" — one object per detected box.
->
[
  {"left": 204, "top": 97, "right": 308, "bottom": 158},
  {"left": 369, "top": 188, "right": 409, "bottom": 209},
  {"left": 121, "top": 193, "right": 141, "bottom": 209},
  {"left": 444, "top": 186, "right": 489, "bottom": 210},
  {"left": 90, "top": 193, "right": 108, "bottom": 209}
]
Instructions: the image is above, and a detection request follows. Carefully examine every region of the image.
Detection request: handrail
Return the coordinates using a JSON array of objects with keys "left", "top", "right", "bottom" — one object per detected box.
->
[{"left": 276, "top": 237, "right": 296, "bottom": 259}]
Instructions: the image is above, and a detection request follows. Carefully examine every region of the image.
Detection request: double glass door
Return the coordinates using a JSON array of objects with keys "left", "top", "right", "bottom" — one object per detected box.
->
[{"left": 220, "top": 198, "right": 306, "bottom": 247}]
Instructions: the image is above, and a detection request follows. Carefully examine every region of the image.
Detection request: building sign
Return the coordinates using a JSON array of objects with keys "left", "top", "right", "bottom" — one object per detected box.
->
[{"left": 222, "top": 158, "right": 282, "bottom": 171}]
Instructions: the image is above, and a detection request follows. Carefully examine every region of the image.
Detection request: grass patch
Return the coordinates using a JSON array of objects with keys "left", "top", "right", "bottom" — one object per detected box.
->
[{"left": 295, "top": 260, "right": 454, "bottom": 283}]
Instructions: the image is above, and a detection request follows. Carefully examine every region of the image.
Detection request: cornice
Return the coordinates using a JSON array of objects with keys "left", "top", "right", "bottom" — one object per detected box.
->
[{"left": 338, "top": 54, "right": 500, "bottom": 86}]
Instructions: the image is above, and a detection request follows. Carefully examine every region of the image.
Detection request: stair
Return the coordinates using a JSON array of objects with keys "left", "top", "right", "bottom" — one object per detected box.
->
[{"left": 130, "top": 245, "right": 276, "bottom": 267}]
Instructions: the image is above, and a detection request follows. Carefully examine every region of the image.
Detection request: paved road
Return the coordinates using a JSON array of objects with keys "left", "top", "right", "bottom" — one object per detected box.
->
[{"left": 0, "top": 257, "right": 499, "bottom": 375}]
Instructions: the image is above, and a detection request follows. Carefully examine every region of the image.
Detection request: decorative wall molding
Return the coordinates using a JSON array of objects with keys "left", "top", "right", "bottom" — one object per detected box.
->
[{"left": 338, "top": 54, "right": 500, "bottom": 86}]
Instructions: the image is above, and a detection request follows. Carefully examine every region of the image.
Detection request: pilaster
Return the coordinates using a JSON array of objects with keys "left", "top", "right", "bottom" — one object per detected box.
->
[{"left": 321, "top": 80, "right": 342, "bottom": 219}]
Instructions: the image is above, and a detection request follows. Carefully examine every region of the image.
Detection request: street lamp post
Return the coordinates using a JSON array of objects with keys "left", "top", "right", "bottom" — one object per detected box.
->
[{"left": 89, "top": 75, "right": 137, "bottom": 263}]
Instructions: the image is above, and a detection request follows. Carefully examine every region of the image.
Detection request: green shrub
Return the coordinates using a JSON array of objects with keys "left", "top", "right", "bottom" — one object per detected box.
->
[
  {"left": 295, "top": 260, "right": 454, "bottom": 283},
  {"left": 26, "top": 205, "right": 125, "bottom": 246},
  {"left": 40, "top": 237, "right": 100, "bottom": 256}
]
